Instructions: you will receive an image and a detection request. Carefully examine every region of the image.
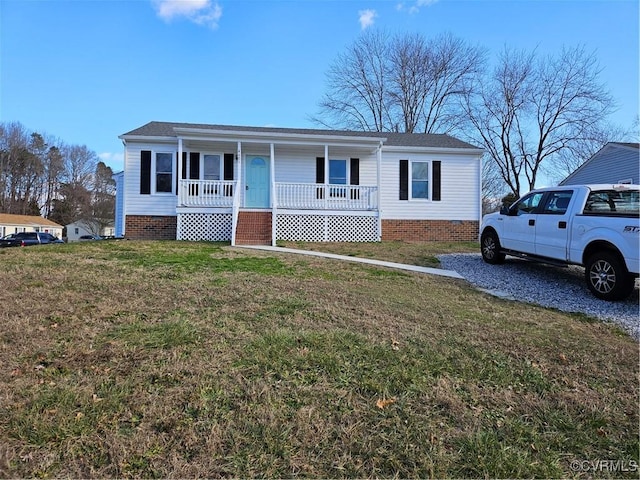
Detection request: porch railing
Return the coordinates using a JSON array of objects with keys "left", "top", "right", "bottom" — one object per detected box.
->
[
  {"left": 179, "top": 180, "right": 379, "bottom": 211},
  {"left": 179, "top": 180, "right": 236, "bottom": 207},
  {"left": 276, "top": 183, "right": 378, "bottom": 210}
]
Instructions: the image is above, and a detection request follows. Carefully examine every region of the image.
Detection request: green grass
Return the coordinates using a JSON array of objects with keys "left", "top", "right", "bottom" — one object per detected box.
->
[{"left": 0, "top": 240, "right": 637, "bottom": 478}]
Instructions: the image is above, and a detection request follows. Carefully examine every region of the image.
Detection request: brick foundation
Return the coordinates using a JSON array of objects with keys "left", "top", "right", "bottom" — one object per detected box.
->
[
  {"left": 125, "top": 215, "right": 177, "bottom": 240},
  {"left": 382, "top": 219, "right": 479, "bottom": 242}
]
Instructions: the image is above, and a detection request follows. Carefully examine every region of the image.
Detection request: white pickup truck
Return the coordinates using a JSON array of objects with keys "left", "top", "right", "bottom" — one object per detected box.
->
[{"left": 480, "top": 184, "right": 639, "bottom": 301}]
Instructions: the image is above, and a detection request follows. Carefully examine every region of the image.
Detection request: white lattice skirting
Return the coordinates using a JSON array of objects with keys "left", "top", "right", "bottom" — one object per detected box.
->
[
  {"left": 178, "top": 213, "right": 232, "bottom": 241},
  {"left": 276, "top": 214, "right": 379, "bottom": 242}
]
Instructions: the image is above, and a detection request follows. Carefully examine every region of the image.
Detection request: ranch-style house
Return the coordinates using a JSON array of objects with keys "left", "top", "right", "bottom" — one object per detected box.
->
[{"left": 114, "top": 121, "right": 483, "bottom": 245}]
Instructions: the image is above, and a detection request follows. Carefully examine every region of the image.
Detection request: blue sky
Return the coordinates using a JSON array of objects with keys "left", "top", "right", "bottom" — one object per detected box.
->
[{"left": 1, "top": 0, "right": 638, "bottom": 173}]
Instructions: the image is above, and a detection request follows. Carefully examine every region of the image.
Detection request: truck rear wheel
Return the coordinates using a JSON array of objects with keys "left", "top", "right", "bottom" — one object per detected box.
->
[
  {"left": 585, "top": 251, "right": 635, "bottom": 301},
  {"left": 481, "top": 230, "right": 505, "bottom": 264}
]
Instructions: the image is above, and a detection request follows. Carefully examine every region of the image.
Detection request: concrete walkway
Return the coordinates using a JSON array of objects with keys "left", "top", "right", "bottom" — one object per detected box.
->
[{"left": 236, "top": 245, "right": 464, "bottom": 279}]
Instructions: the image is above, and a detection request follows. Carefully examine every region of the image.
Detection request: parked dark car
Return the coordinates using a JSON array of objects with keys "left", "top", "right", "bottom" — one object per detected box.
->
[
  {"left": 0, "top": 232, "right": 64, "bottom": 247},
  {"left": 78, "top": 234, "right": 103, "bottom": 241}
]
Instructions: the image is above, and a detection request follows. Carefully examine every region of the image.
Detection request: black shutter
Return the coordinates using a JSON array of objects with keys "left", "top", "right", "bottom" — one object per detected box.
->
[
  {"left": 399, "top": 159, "right": 408, "bottom": 200},
  {"left": 140, "top": 150, "right": 151, "bottom": 195},
  {"left": 181, "top": 152, "right": 188, "bottom": 179},
  {"left": 175, "top": 154, "right": 179, "bottom": 195},
  {"left": 223, "top": 153, "right": 234, "bottom": 196},
  {"left": 189, "top": 152, "right": 200, "bottom": 179},
  {"left": 316, "top": 157, "right": 325, "bottom": 183},
  {"left": 350, "top": 158, "right": 359, "bottom": 185},
  {"left": 316, "top": 157, "right": 325, "bottom": 199},
  {"left": 432, "top": 160, "right": 441, "bottom": 201},
  {"left": 223, "top": 153, "right": 234, "bottom": 180},
  {"left": 350, "top": 158, "right": 360, "bottom": 200}
]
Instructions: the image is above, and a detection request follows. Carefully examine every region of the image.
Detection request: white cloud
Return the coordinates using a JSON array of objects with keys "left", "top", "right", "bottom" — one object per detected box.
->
[
  {"left": 358, "top": 9, "right": 377, "bottom": 30},
  {"left": 153, "top": 0, "right": 222, "bottom": 29},
  {"left": 397, "top": 0, "right": 438, "bottom": 14}
]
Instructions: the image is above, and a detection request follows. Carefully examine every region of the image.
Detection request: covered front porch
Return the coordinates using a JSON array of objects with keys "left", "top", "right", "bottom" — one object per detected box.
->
[{"left": 173, "top": 126, "right": 384, "bottom": 245}]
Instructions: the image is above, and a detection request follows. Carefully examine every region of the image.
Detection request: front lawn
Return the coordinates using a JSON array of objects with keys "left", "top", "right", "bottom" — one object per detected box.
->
[{"left": 0, "top": 241, "right": 637, "bottom": 478}]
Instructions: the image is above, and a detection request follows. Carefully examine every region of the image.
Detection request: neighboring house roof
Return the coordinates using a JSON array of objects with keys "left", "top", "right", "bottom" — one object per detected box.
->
[
  {"left": 560, "top": 142, "right": 640, "bottom": 186},
  {"left": 121, "top": 121, "right": 481, "bottom": 150},
  {"left": 0, "top": 213, "right": 62, "bottom": 228}
]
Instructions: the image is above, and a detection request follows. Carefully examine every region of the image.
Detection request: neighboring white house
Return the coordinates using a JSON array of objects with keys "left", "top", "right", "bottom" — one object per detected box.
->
[
  {"left": 66, "top": 220, "right": 115, "bottom": 241},
  {"left": 560, "top": 142, "right": 639, "bottom": 186},
  {"left": 0, "top": 214, "right": 63, "bottom": 239},
  {"left": 116, "top": 121, "right": 484, "bottom": 244}
]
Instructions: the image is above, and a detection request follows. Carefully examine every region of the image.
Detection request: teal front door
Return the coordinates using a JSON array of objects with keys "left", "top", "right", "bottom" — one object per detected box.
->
[{"left": 245, "top": 156, "right": 270, "bottom": 208}]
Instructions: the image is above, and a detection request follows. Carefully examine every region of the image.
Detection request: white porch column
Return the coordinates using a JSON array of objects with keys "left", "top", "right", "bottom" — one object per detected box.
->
[
  {"left": 324, "top": 144, "right": 329, "bottom": 211},
  {"left": 177, "top": 137, "right": 183, "bottom": 240},
  {"left": 377, "top": 141, "right": 383, "bottom": 241},
  {"left": 270, "top": 142, "right": 277, "bottom": 246},
  {"left": 231, "top": 141, "right": 242, "bottom": 246},
  {"left": 177, "top": 137, "right": 183, "bottom": 205}
]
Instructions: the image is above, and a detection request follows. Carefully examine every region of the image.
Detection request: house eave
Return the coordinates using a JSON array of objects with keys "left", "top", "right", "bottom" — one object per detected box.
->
[
  {"left": 173, "top": 127, "right": 387, "bottom": 148},
  {"left": 382, "top": 145, "right": 484, "bottom": 156}
]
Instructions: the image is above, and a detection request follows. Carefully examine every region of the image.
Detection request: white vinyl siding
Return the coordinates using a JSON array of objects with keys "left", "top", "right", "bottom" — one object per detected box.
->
[
  {"left": 122, "top": 141, "right": 481, "bottom": 222},
  {"left": 380, "top": 150, "right": 480, "bottom": 220},
  {"left": 561, "top": 143, "right": 639, "bottom": 185},
  {"left": 123, "top": 145, "right": 179, "bottom": 216}
]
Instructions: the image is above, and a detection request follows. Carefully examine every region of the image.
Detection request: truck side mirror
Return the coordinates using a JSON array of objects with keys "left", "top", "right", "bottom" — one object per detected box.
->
[{"left": 500, "top": 206, "right": 510, "bottom": 215}]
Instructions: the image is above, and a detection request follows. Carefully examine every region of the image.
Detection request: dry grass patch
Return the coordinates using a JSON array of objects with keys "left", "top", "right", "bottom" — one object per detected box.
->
[
  {"left": 278, "top": 240, "right": 478, "bottom": 267},
  {"left": 0, "top": 241, "right": 637, "bottom": 478}
]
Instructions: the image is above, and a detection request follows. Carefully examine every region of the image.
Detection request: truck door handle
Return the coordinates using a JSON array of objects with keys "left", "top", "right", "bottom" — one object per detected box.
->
[
  {"left": 558, "top": 221, "right": 567, "bottom": 229},
  {"left": 528, "top": 219, "right": 535, "bottom": 226}
]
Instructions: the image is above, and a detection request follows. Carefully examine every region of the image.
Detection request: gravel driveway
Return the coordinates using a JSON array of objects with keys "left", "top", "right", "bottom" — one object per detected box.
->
[{"left": 438, "top": 253, "right": 639, "bottom": 340}]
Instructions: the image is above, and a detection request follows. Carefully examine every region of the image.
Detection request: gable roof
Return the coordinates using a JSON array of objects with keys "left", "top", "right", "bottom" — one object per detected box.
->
[
  {"left": 0, "top": 213, "right": 62, "bottom": 228},
  {"left": 560, "top": 141, "right": 640, "bottom": 186},
  {"left": 610, "top": 142, "right": 639, "bottom": 149},
  {"left": 121, "top": 121, "right": 481, "bottom": 150}
]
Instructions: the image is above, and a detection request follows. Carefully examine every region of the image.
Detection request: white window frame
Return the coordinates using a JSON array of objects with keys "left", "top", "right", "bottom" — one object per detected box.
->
[
  {"left": 329, "top": 159, "right": 349, "bottom": 185},
  {"left": 409, "top": 160, "right": 430, "bottom": 201},
  {"left": 153, "top": 151, "right": 175, "bottom": 194},
  {"left": 202, "top": 153, "right": 223, "bottom": 181}
]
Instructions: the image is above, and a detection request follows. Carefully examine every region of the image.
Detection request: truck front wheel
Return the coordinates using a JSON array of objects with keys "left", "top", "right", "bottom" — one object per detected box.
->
[
  {"left": 585, "top": 252, "right": 635, "bottom": 301},
  {"left": 481, "top": 230, "right": 506, "bottom": 265}
]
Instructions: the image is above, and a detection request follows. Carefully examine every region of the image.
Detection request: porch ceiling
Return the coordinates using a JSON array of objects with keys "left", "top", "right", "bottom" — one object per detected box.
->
[
  {"left": 174, "top": 127, "right": 383, "bottom": 152},
  {"left": 181, "top": 139, "right": 378, "bottom": 156}
]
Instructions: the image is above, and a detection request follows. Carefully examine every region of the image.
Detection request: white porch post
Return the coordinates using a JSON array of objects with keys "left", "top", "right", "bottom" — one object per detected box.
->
[
  {"left": 377, "top": 141, "right": 383, "bottom": 241},
  {"left": 270, "top": 142, "right": 277, "bottom": 246},
  {"left": 231, "top": 141, "right": 242, "bottom": 246},
  {"left": 177, "top": 137, "right": 183, "bottom": 204},
  {"left": 324, "top": 144, "right": 329, "bottom": 241},
  {"left": 177, "top": 137, "right": 183, "bottom": 240},
  {"left": 322, "top": 145, "right": 329, "bottom": 210}
]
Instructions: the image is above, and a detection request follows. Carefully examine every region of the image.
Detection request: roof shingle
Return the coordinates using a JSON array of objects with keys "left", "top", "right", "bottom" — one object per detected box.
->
[{"left": 121, "top": 121, "right": 481, "bottom": 150}]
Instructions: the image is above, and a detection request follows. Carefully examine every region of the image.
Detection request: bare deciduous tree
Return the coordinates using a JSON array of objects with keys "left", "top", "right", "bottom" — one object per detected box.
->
[
  {"left": 315, "top": 30, "right": 485, "bottom": 134},
  {"left": 0, "top": 122, "right": 113, "bottom": 227},
  {"left": 464, "top": 45, "right": 615, "bottom": 196}
]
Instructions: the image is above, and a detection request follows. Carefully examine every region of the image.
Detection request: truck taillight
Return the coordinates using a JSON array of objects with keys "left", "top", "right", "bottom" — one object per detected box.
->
[{"left": 20, "top": 240, "right": 25, "bottom": 247}]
